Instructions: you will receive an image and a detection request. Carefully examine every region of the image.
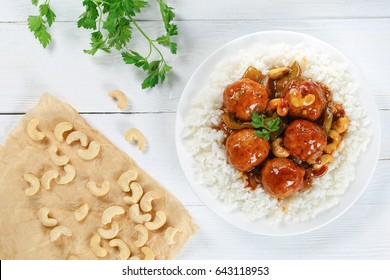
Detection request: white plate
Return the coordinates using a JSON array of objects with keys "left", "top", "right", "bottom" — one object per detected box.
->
[{"left": 175, "top": 30, "right": 381, "bottom": 236}]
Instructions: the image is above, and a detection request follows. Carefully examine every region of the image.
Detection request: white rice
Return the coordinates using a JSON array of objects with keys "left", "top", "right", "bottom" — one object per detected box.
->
[{"left": 184, "top": 43, "right": 370, "bottom": 224}]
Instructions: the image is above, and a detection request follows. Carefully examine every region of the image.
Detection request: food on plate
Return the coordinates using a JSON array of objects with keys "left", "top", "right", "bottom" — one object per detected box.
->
[
  {"left": 219, "top": 61, "right": 348, "bottom": 198},
  {"left": 283, "top": 119, "right": 327, "bottom": 162},
  {"left": 261, "top": 158, "right": 305, "bottom": 199},
  {"left": 225, "top": 128, "right": 270, "bottom": 171},
  {"left": 283, "top": 80, "right": 328, "bottom": 121},
  {"left": 223, "top": 78, "right": 268, "bottom": 121},
  {"left": 185, "top": 43, "right": 370, "bottom": 223},
  {"left": 0, "top": 94, "right": 196, "bottom": 259}
]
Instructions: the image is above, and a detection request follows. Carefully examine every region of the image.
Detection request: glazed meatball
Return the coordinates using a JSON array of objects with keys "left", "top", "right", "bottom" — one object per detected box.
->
[
  {"left": 261, "top": 158, "right": 305, "bottom": 199},
  {"left": 283, "top": 119, "right": 327, "bottom": 162},
  {"left": 223, "top": 78, "right": 268, "bottom": 121},
  {"left": 283, "top": 79, "right": 327, "bottom": 121},
  {"left": 225, "top": 129, "right": 270, "bottom": 172}
]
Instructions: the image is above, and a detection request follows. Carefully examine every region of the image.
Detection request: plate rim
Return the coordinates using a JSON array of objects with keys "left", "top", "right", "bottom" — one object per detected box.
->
[{"left": 175, "top": 30, "right": 381, "bottom": 236}]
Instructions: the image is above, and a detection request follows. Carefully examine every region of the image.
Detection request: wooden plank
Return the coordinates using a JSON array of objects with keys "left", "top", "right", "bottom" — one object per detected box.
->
[
  {"left": 0, "top": 19, "right": 389, "bottom": 113},
  {"left": 0, "top": 113, "right": 388, "bottom": 259},
  {"left": 178, "top": 203, "right": 390, "bottom": 259},
  {"left": 1, "top": 0, "right": 389, "bottom": 22},
  {"left": 1, "top": 113, "right": 388, "bottom": 205}
]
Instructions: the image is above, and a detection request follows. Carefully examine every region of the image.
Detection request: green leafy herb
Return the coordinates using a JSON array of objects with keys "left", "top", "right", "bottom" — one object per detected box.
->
[
  {"left": 28, "top": 0, "right": 178, "bottom": 89},
  {"left": 28, "top": 0, "right": 56, "bottom": 48},
  {"left": 251, "top": 112, "right": 280, "bottom": 141}
]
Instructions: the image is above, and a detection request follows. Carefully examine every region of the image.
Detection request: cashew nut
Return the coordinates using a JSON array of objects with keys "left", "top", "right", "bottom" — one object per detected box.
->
[
  {"left": 332, "top": 116, "right": 350, "bottom": 134},
  {"left": 101, "top": 205, "right": 125, "bottom": 225},
  {"left": 123, "top": 182, "right": 143, "bottom": 205},
  {"left": 141, "top": 246, "right": 155, "bottom": 260},
  {"left": 23, "top": 173, "right": 40, "bottom": 196},
  {"left": 268, "top": 98, "right": 289, "bottom": 117},
  {"left": 74, "top": 203, "right": 89, "bottom": 222},
  {"left": 66, "top": 131, "right": 89, "bottom": 147},
  {"left": 49, "top": 145, "right": 69, "bottom": 166},
  {"left": 90, "top": 233, "right": 107, "bottom": 258},
  {"left": 129, "top": 256, "right": 140, "bottom": 260},
  {"left": 56, "top": 164, "right": 76, "bottom": 185},
  {"left": 313, "top": 154, "right": 334, "bottom": 170},
  {"left": 125, "top": 128, "right": 147, "bottom": 151},
  {"left": 140, "top": 191, "right": 160, "bottom": 212},
  {"left": 98, "top": 221, "right": 120, "bottom": 239},
  {"left": 289, "top": 88, "right": 315, "bottom": 107},
  {"left": 134, "top": 224, "right": 148, "bottom": 248},
  {"left": 27, "top": 119, "right": 45, "bottom": 141},
  {"left": 109, "top": 238, "right": 131, "bottom": 260},
  {"left": 118, "top": 169, "right": 138, "bottom": 192},
  {"left": 145, "top": 211, "right": 167, "bottom": 231},
  {"left": 272, "top": 138, "right": 290, "bottom": 158},
  {"left": 268, "top": 66, "right": 290, "bottom": 80},
  {"left": 324, "top": 129, "right": 342, "bottom": 154},
  {"left": 87, "top": 181, "right": 110, "bottom": 197},
  {"left": 128, "top": 204, "right": 151, "bottom": 224},
  {"left": 49, "top": 226, "right": 72, "bottom": 241},
  {"left": 164, "top": 227, "right": 180, "bottom": 246},
  {"left": 41, "top": 170, "right": 59, "bottom": 190},
  {"left": 54, "top": 122, "right": 73, "bottom": 142},
  {"left": 108, "top": 89, "right": 128, "bottom": 110},
  {"left": 77, "top": 140, "right": 101, "bottom": 160},
  {"left": 37, "top": 207, "right": 58, "bottom": 227}
]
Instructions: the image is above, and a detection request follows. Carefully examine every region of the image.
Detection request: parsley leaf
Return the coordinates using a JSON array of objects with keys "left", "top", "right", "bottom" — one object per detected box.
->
[
  {"left": 251, "top": 112, "right": 280, "bottom": 141},
  {"left": 77, "top": 0, "right": 99, "bottom": 29},
  {"left": 39, "top": 4, "right": 56, "bottom": 27},
  {"left": 28, "top": 1, "right": 56, "bottom": 48},
  {"left": 28, "top": 15, "right": 51, "bottom": 48},
  {"left": 84, "top": 31, "right": 110, "bottom": 55}
]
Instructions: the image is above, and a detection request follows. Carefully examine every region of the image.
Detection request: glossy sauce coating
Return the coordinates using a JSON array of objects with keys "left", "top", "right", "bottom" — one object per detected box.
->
[
  {"left": 223, "top": 78, "right": 268, "bottom": 121},
  {"left": 283, "top": 79, "right": 327, "bottom": 121},
  {"left": 261, "top": 158, "right": 305, "bottom": 199},
  {"left": 283, "top": 119, "right": 327, "bottom": 162},
  {"left": 225, "top": 129, "right": 270, "bottom": 172}
]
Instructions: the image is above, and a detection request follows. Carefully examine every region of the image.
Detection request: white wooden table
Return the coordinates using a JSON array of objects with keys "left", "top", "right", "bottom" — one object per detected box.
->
[{"left": 1, "top": 0, "right": 389, "bottom": 259}]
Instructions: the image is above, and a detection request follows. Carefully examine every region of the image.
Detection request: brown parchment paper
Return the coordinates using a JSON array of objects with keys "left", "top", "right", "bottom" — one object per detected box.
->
[{"left": 0, "top": 93, "right": 197, "bottom": 260}]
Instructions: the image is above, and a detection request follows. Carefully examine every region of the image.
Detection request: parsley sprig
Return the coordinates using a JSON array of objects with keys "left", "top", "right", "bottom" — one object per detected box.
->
[
  {"left": 251, "top": 112, "right": 280, "bottom": 141},
  {"left": 28, "top": 0, "right": 56, "bottom": 48},
  {"left": 28, "top": 0, "right": 178, "bottom": 89}
]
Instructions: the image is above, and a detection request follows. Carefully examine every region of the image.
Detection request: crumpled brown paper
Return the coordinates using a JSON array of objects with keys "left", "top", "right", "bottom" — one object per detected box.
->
[{"left": 0, "top": 93, "right": 197, "bottom": 260}]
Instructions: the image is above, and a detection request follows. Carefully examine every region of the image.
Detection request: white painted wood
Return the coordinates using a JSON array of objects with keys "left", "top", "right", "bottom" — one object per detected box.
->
[
  {"left": 1, "top": 0, "right": 389, "bottom": 22},
  {"left": 0, "top": 19, "right": 390, "bottom": 113},
  {"left": 1, "top": 0, "right": 389, "bottom": 260},
  {"left": 1, "top": 113, "right": 389, "bottom": 204},
  {"left": 178, "top": 204, "right": 390, "bottom": 259}
]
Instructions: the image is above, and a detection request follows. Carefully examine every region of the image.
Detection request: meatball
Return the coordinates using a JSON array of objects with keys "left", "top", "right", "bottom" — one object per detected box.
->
[
  {"left": 283, "top": 119, "right": 327, "bottom": 162},
  {"left": 283, "top": 79, "right": 327, "bottom": 121},
  {"left": 225, "top": 129, "right": 270, "bottom": 172},
  {"left": 223, "top": 78, "right": 268, "bottom": 121},
  {"left": 261, "top": 158, "right": 305, "bottom": 199}
]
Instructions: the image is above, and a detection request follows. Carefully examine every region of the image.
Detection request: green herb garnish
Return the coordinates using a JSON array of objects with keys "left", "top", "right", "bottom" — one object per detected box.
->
[
  {"left": 28, "top": 0, "right": 178, "bottom": 89},
  {"left": 251, "top": 112, "right": 280, "bottom": 141},
  {"left": 28, "top": 0, "right": 56, "bottom": 48}
]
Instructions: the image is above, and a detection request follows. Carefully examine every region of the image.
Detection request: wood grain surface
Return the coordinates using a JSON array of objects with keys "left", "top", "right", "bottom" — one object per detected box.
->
[{"left": 0, "top": 0, "right": 389, "bottom": 259}]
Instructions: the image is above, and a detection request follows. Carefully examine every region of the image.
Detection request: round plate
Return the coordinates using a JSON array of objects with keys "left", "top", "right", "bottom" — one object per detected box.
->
[{"left": 175, "top": 30, "right": 381, "bottom": 236}]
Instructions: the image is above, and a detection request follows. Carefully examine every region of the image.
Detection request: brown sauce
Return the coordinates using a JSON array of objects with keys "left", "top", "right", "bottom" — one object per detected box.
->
[{"left": 216, "top": 62, "right": 349, "bottom": 199}]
